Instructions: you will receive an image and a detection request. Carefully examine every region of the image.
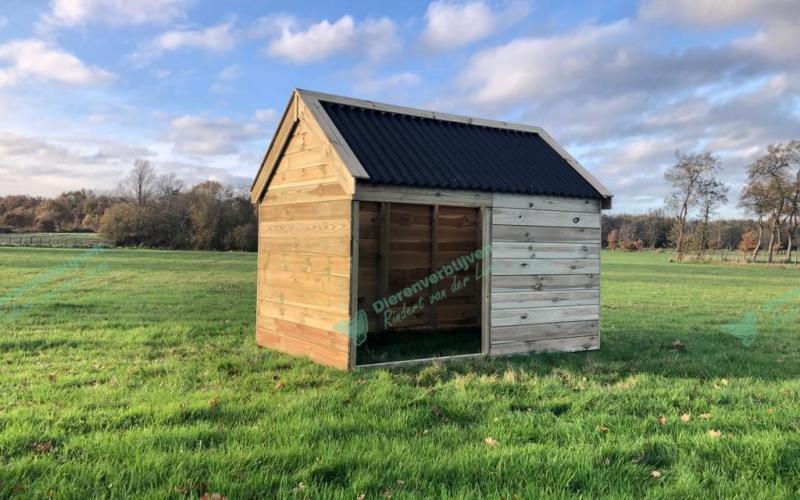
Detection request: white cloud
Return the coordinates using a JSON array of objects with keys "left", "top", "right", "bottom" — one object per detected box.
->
[
  {"left": 355, "top": 72, "right": 421, "bottom": 94},
  {"left": 458, "top": 21, "right": 631, "bottom": 105},
  {"left": 253, "top": 108, "right": 276, "bottom": 123},
  {"left": 420, "top": 0, "right": 529, "bottom": 50},
  {"left": 263, "top": 15, "right": 400, "bottom": 63},
  {"left": 41, "top": 0, "right": 191, "bottom": 28},
  {"left": 641, "top": 0, "right": 800, "bottom": 63},
  {"left": 164, "top": 115, "right": 264, "bottom": 156},
  {"left": 131, "top": 20, "right": 238, "bottom": 62},
  {"left": 639, "top": 0, "right": 800, "bottom": 26},
  {"left": 0, "top": 38, "right": 114, "bottom": 87}
]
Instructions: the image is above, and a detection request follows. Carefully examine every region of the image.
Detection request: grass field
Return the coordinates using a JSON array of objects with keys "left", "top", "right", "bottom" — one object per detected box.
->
[{"left": 1, "top": 248, "right": 799, "bottom": 498}]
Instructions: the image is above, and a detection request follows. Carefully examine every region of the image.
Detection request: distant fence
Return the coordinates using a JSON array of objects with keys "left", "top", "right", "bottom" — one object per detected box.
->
[{"left": 0, "top": 234, "right": 110, "bottom": 248}]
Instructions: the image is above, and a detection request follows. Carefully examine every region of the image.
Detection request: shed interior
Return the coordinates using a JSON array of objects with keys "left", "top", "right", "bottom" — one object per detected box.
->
[{"left": 355, "top": 201, "right": 485, "bottom": 365}]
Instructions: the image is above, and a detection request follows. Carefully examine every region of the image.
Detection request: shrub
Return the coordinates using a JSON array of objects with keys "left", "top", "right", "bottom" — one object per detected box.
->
[
  {"left": 738, "top": 230, "right": 760, "bottom": 252},
  {"left": 100, "top": 203, "right": 143, "bottom": 246}
]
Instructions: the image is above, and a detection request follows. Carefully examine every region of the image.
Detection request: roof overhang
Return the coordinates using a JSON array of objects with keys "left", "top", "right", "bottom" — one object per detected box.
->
[{"left": 251, "top": 89, "right": 613, "bottom": 209}]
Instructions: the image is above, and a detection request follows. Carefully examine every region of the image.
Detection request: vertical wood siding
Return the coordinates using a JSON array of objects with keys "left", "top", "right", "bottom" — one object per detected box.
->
[
  {"left": 255, "top": 120, "right": 352, "bottom": 369},
  {"left": 357, "top": 202, "right": 480, "bottom": 334},
  {"left": 489, "top": 193, "right": 601, "bottom": 355}
]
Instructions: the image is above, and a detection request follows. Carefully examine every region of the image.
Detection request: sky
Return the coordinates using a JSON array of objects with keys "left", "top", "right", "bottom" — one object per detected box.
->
[{"left": 1, "top": 0, "right": 799, "bottom": 215}]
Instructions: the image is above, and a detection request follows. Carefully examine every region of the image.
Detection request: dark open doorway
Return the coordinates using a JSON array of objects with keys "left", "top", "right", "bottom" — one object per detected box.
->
[{"left": 355, "top": 202, "right": 485, "bottom": 366}]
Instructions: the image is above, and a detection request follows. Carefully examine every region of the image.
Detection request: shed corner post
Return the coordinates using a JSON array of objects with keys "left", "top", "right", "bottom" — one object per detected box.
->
[
  {"left": 348, "top": 199, "right": 360, "bottom": 370},
  {"left": 479, "top": 205, "right": 492, "bottom": 357}
]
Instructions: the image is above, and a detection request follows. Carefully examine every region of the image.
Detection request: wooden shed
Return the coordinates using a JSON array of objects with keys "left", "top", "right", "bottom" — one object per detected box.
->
[{"left": 250, "top": 89, "right": 613, "bottom": 370}]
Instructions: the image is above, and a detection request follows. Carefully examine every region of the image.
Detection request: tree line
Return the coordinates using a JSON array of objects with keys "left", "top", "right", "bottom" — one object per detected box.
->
[
  {"left": 0, "top": 160, "right": 257, "bottom": 251},
  {"left": 603, "top": 141, "right": 800, "bottom": 264}
]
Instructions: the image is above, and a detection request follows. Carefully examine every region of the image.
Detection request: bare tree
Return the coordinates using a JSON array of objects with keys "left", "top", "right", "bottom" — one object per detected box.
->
[
  {"left": 739, "top": 182, "right": 770, "bottom": 262},
  {"left": 120, "top": 159, "right": 155, "bottom": 205},
  {"left": 693, "top": 178, "right": 729, "bottom": 258},
  {"left": 744, "top": 142, "right": 799, "bottom": 263},
  {"left": 664, "top": 151, "right": 721, "bottom": 261}
]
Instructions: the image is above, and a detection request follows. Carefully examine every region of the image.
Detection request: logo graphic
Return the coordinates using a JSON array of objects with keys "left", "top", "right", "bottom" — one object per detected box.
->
[{"left": 334, "top": 309, "right": 368, "bottom": 346}]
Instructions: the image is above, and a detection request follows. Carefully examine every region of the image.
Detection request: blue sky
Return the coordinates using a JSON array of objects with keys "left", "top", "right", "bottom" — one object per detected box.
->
[{"left": 1, "top": 0, "right": 799, "bottom": 215}]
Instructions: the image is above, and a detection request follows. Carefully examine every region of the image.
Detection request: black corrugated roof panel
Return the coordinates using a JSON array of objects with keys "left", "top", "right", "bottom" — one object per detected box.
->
[{"left": 320, "top": 101, "right": 602, "bottom": 199}]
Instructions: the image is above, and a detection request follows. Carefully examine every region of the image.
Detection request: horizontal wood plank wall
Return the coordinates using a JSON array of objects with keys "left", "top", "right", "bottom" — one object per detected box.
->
[
  {"left": 490, "top": 193, "right": 601, "bottom": 355},
  {"left": 256, "top": 119, "right": 352, "bottom": 369}
]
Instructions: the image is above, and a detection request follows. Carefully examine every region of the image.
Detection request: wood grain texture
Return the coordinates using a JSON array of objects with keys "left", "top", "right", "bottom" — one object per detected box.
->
[
  {"left": 491, "top": 305, "right": 599, "bottom": 327},
  {"left": 491, "top": 274, "right": 599, "bottom": 292},
  {"left": 491, "top": 289, "right": 599, "bottom": 310},
  {"left": 491, "top": 335, "right": 599, "bottom": 356},
  {"left": 493, "top": 208, "right": 600, "bottom": 228},
  {"left": 492, "top": 225, "right": 601, "bottom": 243},
  {"left": 255, "top": 115, "right": 352, "bottom": 370},
  {"left": 492, "top": 193, "right": 600, "bottom": 212},
  {"left": 488, "top": 192, "right": 601, "bottom": 354},
  {"left": 491, "top": 320, "right": 599, "bottom": 343}
]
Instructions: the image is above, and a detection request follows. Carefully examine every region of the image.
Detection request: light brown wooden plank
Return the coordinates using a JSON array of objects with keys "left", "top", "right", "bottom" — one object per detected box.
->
[
  {"left": 260, "top": 199, "right": 351, "bottom": 222},
  {"left": 259, "top": 237, "right": 350, "bottom": 256},
  {"left": 259, "top": 219, "right": 350, "bottom": 239}
]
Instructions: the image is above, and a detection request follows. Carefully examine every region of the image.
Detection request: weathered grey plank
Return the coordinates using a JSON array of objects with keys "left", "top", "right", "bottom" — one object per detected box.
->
[
  {"left": 491, "top": 258, "right": 599, "bottom": 276},
  {"left": 491, "top": 320, "right": 599, "bottom": 343},
  {"left": 491, "top": 241, "right": 600, "bottom": 259},
  {"left": 492, "top": 193, "right": 600, "bottom": 213},
  {"left": 491, "top": 225, "right": 601, "bottom": 243},
  {"left": 491, "top": 335, "right": 599, "bottom": 355},
  {"left": 491, "top": 289, "right": 599, "bottom": 310},
  {"left": 491, "top": 274, "right": 600, "bottom": 292},
  {"left": 493, "top": 208, "right": 601, "bottom": 228},
  {"left": 491, "top": 304, "right": 599, "bottom": 327}
]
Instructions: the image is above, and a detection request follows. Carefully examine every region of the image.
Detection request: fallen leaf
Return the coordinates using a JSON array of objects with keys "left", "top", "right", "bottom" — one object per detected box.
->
[
  {"left": 484, "top": 437, "right": 498, "bottom": 447},
  {"left": 47, "top": 373, "right": 57, "bottom": 382},
  {"left": 720, "top": 379, "right": 729, "bottom": 386},
  {"left": 680, "top": 413, "right": 691, "bottom": 423},
  {"left": 651, "top": 470, "right": 662, "bottom": 479},
  {"left": 356, "top": 379, "right": 366, "bottom": 385},
  {"left": 382, "top": 488, "right": 392, "bottom": 498},
  {"left": 33, "top": 442, "right": 53, "bottom": 454},
  {"left": 396, "top": 480, "right": 405, "bottom": 485},
  {"left": 209, "top": 398, "right": 219, "bottom": 410},
  {"left": 597, "top": 425, "right": 610, "bottom": 433},
  {"left": 357, "top": 494, "right": 366, "bottom": 500},
  {"left": 699, "top": 413, "right": 712, "bottom": 420},
  {"left": 708, "top": 429, "right": 722, "bottom": 439},
  {"left": 767, "top": 408, "right": 775, "bottom": 415},
  {"left": 199, "top": 494, "right": 226, "bottom": 500},
  {"left": 274, "top": 382, "right": 285, "bottom": 390},
  {"left": 657, "top": 415, "right": 667, "bottom": 426}
]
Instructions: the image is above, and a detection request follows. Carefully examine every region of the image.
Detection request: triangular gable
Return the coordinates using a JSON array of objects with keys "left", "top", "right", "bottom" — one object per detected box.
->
[{"left": 250, "top": 89, "right": 369, "bottom": 204}]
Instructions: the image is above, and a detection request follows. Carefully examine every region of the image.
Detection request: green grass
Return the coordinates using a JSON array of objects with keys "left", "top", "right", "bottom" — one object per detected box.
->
[{"left": 1, "top": 248, "right": 799, "bottom": 498}]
